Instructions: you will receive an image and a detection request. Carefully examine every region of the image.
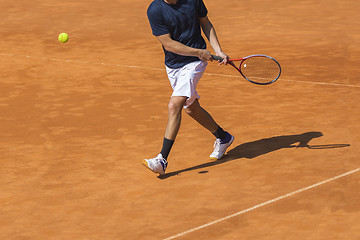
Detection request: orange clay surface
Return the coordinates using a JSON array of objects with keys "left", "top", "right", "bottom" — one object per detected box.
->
[{"left": 0, "top": 0, "right": 359, "bottom": 239}]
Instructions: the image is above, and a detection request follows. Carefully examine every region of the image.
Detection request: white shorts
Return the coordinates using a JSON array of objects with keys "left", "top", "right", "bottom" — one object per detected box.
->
[{"left": 166, "top": 60, "right": 207, "bottom": 108}]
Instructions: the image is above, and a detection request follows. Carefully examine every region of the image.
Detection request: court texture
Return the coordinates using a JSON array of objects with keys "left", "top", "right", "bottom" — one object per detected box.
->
[{"left": 0, "top": 0, "right": 359, "bottom": 239}]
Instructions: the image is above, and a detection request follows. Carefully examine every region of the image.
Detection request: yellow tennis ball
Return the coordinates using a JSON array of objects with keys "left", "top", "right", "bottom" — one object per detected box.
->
[{"left": 58, "top": 33, "right": 69, "bottom": 43}]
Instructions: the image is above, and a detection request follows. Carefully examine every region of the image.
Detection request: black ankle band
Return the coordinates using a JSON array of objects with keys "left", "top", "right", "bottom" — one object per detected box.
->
[
  {"left": 160, "top": 138, "right": 174, "bottom": 160},
  {"left": 213, "top": 126, "right": 227, "bottom": 141}
]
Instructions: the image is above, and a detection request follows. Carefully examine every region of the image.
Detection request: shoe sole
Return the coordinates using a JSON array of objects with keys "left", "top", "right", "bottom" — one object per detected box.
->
[
  {"left": 142, "top": 159, "right": 164, "bottom": 175},
  {"left": 209, "top": 135, "right": 235, "bottom": 160}
]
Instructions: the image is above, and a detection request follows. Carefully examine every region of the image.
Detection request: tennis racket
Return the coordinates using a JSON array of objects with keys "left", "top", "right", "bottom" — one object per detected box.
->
[{"left": 212, "top": 54, "right": 281, "bottom": 85}]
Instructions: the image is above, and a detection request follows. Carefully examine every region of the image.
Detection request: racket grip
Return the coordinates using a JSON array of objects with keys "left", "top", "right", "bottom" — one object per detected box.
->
[{"left": 211, "top": 55, "right": 224, "bottom": 61}]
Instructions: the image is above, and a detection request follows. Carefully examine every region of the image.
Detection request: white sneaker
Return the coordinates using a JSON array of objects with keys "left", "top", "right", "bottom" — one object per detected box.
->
[
  {"left": 142, "top": 153, "right": 168, "bottom": 175},
  {"left": 210, "top": 132, "right": 234, "bottom": 160}
]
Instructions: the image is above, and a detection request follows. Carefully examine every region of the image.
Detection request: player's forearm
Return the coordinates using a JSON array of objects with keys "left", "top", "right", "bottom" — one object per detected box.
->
[
  {"left": 163, "top": 39, "right": 203, "bottom": 58},
  {"left": 156, "top": 33, "right": 211, "bottom": 61}
]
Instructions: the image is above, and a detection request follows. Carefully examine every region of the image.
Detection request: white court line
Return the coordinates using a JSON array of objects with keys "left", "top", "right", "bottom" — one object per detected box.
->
[
  {"left": 281, "top": 79, "right": 360, "bottom": 88},
  {"left": 162, "top": 168, "right": 360, "bottom": 240},
  {"left": 1, "top": 53, "right": 360, "bottom": 88}
]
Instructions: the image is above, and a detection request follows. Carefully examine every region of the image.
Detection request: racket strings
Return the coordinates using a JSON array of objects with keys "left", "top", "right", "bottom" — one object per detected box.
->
[{"left": 240, "top": 57, "right": 280, "bottom": 84}]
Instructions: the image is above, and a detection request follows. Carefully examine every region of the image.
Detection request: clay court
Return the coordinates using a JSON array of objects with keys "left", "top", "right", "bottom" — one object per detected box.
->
[{"left": 1, "top": 0, "right": 359, "bottom": 239}]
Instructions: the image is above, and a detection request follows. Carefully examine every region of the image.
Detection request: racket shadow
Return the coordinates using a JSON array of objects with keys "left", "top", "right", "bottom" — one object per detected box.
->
[
  {"left": 158, "top": 131, "right": 350, "bottom": 179},
  {"left": 292, "top": 144, "right": 351, "bottom": 149}
]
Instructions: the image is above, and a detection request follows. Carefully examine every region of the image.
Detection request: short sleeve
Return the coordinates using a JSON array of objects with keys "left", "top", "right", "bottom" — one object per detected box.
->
[
  {"left": 147, "top": 5, "right": 170, "bottom": 36},
  {"left": 197, "top": 0, "right": 208, "bottom": 18}
]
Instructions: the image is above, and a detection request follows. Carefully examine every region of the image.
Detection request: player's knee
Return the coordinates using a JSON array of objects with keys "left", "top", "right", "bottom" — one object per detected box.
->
[
  {"left": 168, "top": 99, "right": 183, "bottom": 115},
  {"left": 185, "top": 100, "right": 200, "bottom": 116},
  {"left": 185, "top": 106, "right": 194, "bottom": 116}
]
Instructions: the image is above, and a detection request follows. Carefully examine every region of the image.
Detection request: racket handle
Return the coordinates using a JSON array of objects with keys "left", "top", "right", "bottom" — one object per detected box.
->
[{"left": 211, "top": 55, "right": 223, "bottom": 61}]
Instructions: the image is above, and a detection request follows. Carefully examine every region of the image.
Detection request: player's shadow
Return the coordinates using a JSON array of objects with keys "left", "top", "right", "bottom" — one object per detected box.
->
[{"left": 158, "top": 131, "right": 350, "bottom": 179}]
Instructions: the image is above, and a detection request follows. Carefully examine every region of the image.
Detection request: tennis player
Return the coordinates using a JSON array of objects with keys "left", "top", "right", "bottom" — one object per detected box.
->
[{"left": 143, "top": 0, "right": 234, "bottom": 175}]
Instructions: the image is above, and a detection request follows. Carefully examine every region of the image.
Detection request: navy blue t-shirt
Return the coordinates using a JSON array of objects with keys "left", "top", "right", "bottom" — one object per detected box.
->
[{"left": 147, "top": 0, "right": 208, "bottom": 69}]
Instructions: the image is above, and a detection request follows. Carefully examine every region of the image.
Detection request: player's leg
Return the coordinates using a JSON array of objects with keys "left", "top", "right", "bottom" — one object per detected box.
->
[
  {"left": 164, "top": 96, "right": 187, "bottom": 140},
  {"left": 185, "top": 97, "right": 234, "bottom": 160},
  {"left": 160, "top": 96, "right": 187, "bottom": 160},
  {"left": 185, "top": 99, "right": 234, "bottom": 160},
  {"left": 184, "top": 98, "right": 218, "bottom": 133},
  {"left": 142, "top": 96, "right": 186, "bottom": 175}
]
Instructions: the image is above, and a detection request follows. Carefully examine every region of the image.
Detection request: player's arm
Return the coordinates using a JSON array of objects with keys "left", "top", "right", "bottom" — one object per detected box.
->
[
  {"left": 156, "top": 34, "right": 212, "bottom": 61},
  {"left": 199, "top": 16, "right": 228, "bottom": 64}
]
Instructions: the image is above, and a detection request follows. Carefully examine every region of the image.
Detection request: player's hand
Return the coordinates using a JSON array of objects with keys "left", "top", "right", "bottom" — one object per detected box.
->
[
  {"left": 198, "top": 50, "right": 213, "bottom": 61},
  {"left": 215, "top": 51, "right": 229, "bottom": 65}
]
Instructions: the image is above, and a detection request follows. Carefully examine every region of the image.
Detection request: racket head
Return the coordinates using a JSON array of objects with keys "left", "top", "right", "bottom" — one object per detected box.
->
[{"left": 238, "top": 55, "right": 281, "bottom": 85}]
